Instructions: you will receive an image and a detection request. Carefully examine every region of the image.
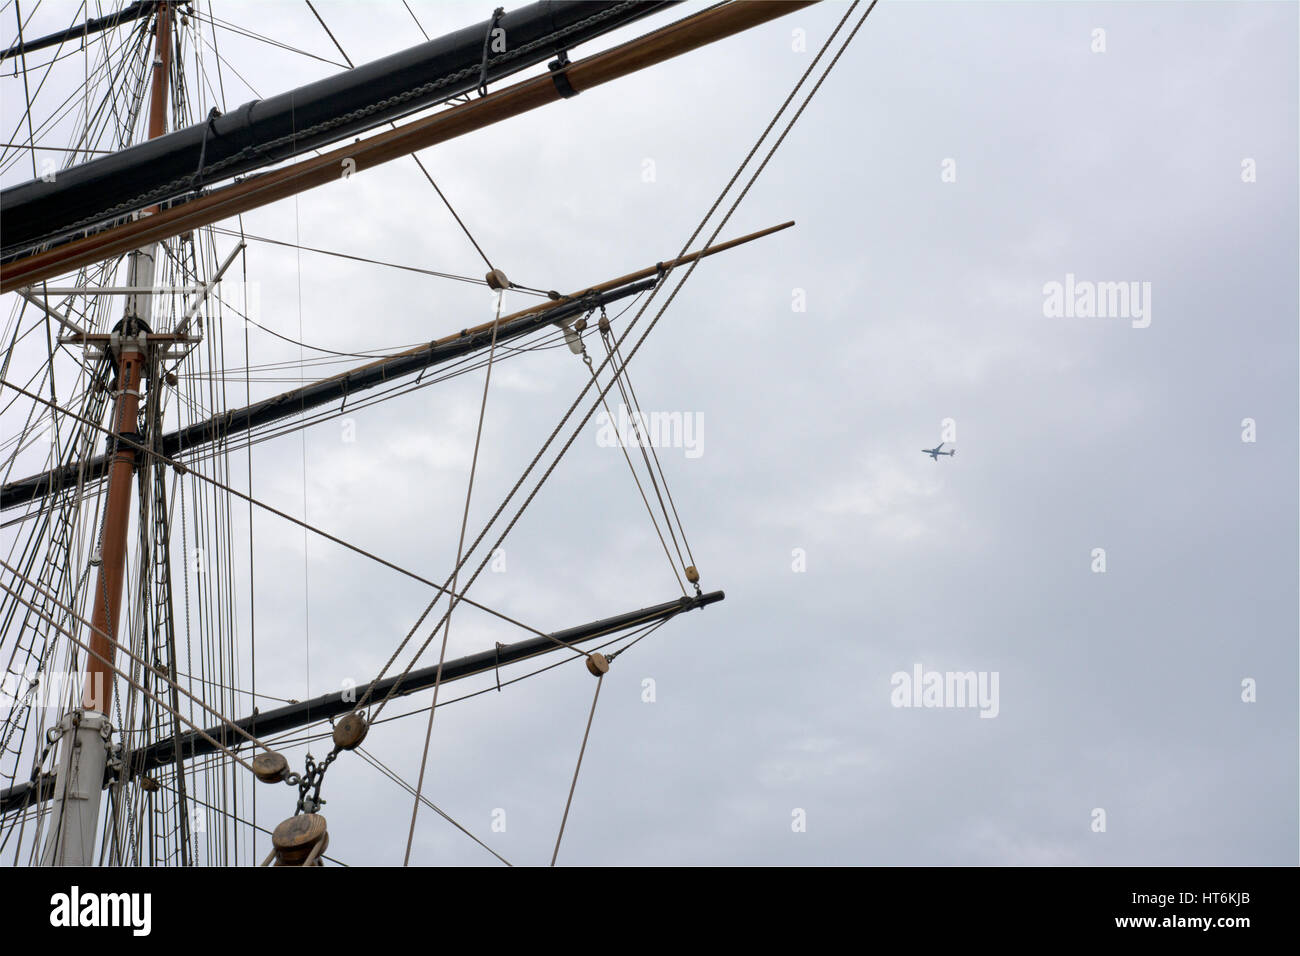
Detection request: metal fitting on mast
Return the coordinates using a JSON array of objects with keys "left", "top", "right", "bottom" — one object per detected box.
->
[{"left": 38, "top": 711, "right": 114, "bottom": 866}]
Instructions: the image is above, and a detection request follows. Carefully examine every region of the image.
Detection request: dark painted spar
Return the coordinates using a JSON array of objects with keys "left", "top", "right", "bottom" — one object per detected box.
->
[
  {"left": 0, "top": 1, "right": 676, "bottom": 256},
  {"left": 1, "top": 217, "right": 796, "bottom": 513},
  {"left": 0, "top": 1, "right": 158, "bottom": 62},
  {"left": 0, "top": 590, "right": 724, "bottom": 815},
  {"left": 0, "top": 279, "right": 654, "bottom": 512}
]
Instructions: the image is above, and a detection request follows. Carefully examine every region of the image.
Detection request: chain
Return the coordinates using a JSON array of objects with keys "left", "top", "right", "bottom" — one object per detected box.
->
[{"left": 283, "top": 746, "right": 341, "bottom": 815}]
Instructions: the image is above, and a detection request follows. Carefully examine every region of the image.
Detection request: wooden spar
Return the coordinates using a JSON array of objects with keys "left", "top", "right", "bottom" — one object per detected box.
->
[
  {"left": 0, "top": 220, "right": 794, "bottom": 512},
  {"left": 146, "top": 3, "right": 171, "bottom": 143},
  {"left": 80, "top": 1, "right": 171, "bottom": 715},
  {"left": 302, "top": 220, "right": 797, "bottom": 391},
  {"left": 0, "top": 1, "right": 159, "bottom": 62},
  {"left": 1, "top": 2, "right": 680, "bottom": 252},
  {"left": 1, "top": 590, "right": 725, "bottom": 815},
  {"left": 0, "top": 0, "right": 816, "bottom": 293}
]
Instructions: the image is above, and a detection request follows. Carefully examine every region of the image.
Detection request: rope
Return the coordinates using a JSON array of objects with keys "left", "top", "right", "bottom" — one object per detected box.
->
[
  {"left": 208, "top": 226, "right": 522, "bottom": 291},
  {"left": 580, "top": 341, "right": 686, "bottom": 593},
  {"left": 598, "top": 327, "right": 691, "bottom": 580},
  {"left": 304, "top": 0, "right": 353, "bottom": 69},
  {"left": 550, "top": 673, "right": 602, "bottom": 866},
  {"left": 0, "top": 377, "right": 549, "bottom": 639},
  {"left": 355, "top": 2, "right": 879, "bottom": 725},
  {"left": 356, "top": 746, "right": 510, "bottom": 867},
  {"left": 402, "top": 1, "right": 430, "bottom": 41},
  {"left": 12, "top": 1, "right": 645, "bottom": 253},
  {"left": 409, "top": 153, "right": 498, "bottom": 272},
  {"left": 364, "top": 617, "right": 675, "bottom": 729},
  {"left": 402, "top": 292, "right": 503, "bottom": 866},
  {"left": 0, "top": 563, "right": 271, "bottom": 772},
  {"left": 477, "top": 8, "right": 504, "bottom": 98},
  {"left": 298, "top": 3, "right": 499, "bottom": 273},
  {"left": 608, "top": 332, "right": 697, "bottom": 570}
]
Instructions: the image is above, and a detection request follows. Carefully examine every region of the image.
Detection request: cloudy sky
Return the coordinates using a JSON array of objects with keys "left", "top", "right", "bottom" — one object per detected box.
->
[{"left": 1, "top": 0, "right": 1296, "bottom": 866}]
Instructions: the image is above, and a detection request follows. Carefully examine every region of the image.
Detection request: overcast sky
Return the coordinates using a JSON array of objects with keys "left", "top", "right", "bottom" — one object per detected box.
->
[{"left": 1, "top": 0, "right": 1296, "bottom": 866}]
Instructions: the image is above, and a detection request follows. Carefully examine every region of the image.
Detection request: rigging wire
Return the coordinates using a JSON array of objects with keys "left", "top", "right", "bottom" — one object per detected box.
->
[
  {"left": 150, "top": 775, "right": 348, "bottom": 866},
  {"left": 0, "top": 3, "right": 225, "bottom": 864},
  {"left": 358, "top": 0, "right": 876, "bottom": 750},
  {"left": 0, "top": 561, "right": 274, "bottom": 772},
  {"left": 206, "top": 226, "right": 530, "bottom": 293},
  {"left": 401, "top": 0, "right": 429, "bottom": 41},
  {"left": 0, "top": 378, "right": 553, "bottom": 639},
  {"left": 12, "top": 0, "right": 40, "bottom": 179},
  {"left": 356, "top": 746, "right": 510, "bottom": 867},
  {"left": 224, "top": 615, "right": 672, "bottom": 753},
  {"left": 0, "top": 142, "right": 111, "bottom": 152},
  {"left": 304, "top": 0, "right": 352, "bottom": 69},
  {"left": 0, "top": 0, "right": 876, "bottom": 866},
  {"left": 371, "top": 617, "right": 671, "bottom": 728},
  {"left": 598, "top": 329, "right": 691, "bottom": 579},
  {"left": 192, "top": 287, "right": 425, "bottom": 359},
  {"left": 238, "top": 228, "right": 260, "bottom": 861},
  {"left": 0, "top": 317, "right": 593, "bottom": 533},
  {"left": 581, "top": 335, "right": 687, "bottom": 593},
  {"left": 403, "top": 290, "right": 504, "bottom": 865},
  {"left": 609, "top": 331, "right": 697, "bottom": 569},
  {"left": 183, "top": 7, "right": 349, "bottom": 70},
  {"left": 300, "top": 2, "right": 501, "bottom": 274},
  {"left": 550, "top": 672, "right": 602, "bottom": 866}
]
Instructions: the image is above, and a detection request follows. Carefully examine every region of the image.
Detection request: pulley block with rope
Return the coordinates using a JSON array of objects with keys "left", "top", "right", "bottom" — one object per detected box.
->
[
  {"left": 252, "top": 750, "right": 289, "bottom": 783},
  {"left": 252, "top": 713, "right": 369, "bottom": 865},
  {"left": 332, "top": 711, "right": 368, "bottom": 750},
  {"left": 585, "top": 652, "right": 610, "bottom": 677},
  {"left": 263, "top": 813, "right": 329, "bottom": 867}
]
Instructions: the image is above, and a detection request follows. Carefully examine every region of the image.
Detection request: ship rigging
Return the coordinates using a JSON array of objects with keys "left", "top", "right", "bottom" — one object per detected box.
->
[{"left": 0, "top": 0, "right": 875, "bottom": 865}]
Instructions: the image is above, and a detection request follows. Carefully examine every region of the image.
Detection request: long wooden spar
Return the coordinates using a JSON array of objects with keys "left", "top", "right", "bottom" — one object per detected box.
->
[
  {"left": 0, "top": 221, "right": 794, "bottom": 512},
  {"left": 0, "top": 1, "right": 814, "bottom": 293},
  {"left": 292, "top": 219, "right": 796, "bottom": 392},
  {"left": 0, "top": 589, "right": 725, "bottom": 816}
]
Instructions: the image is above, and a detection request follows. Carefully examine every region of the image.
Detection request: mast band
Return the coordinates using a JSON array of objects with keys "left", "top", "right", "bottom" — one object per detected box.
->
[{"left": 549, "top": 52, "right": 580, "bottom": 98}]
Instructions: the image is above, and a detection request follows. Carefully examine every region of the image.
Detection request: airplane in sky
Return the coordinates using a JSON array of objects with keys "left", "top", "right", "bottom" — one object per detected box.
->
[{"left": 922, "top": 442, "right": 955, "bottom": 461}]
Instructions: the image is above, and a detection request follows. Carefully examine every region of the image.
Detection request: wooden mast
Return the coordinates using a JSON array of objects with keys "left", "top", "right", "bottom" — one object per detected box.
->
[
  {"left": 81, "top": 0, "right": 171, "bottom": 715},
  {"left": 42, "top": 2, "right": 172, "bottom": 868}
]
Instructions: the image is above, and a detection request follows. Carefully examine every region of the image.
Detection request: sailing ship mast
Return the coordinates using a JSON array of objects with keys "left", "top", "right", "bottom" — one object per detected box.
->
[
  {"left": 0, "top": 0, "right": 856, "bottom": 866},
  {"left": 38, "top": 0, "right": 176, "bottom": 867}
]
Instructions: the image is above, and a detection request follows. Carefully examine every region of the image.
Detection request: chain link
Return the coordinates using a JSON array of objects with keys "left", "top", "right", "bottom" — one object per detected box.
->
[{"left": 284, "top": 746, "right": 341, "bottom": 815}]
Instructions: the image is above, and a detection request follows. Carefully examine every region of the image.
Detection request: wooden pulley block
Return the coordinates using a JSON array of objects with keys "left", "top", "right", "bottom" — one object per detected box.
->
[
  {"left": 271, "top": 813, "right": 328, "bottom": 866},
  {"left": 137, "top": 774, "right": 160, "bottom": 793},
  {"left": 251, "top": 750, "right": 289, "bottom": 784},
  {"left": 684, "top": 565, "right": 700, "bottom": 584},
  {"left": 585, "top": 652, "right": 610, "bottom": 677},
  {"left": 332, "top": 712, "right": 368, "bottom": 751},
  {"left": 485, "top": 268, "right": 510, "bottom": 291}
]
